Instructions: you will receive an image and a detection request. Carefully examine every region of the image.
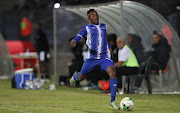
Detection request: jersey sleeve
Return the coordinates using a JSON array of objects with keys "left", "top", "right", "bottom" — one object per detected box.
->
[
  {"left": 72, "top": 25, "right": 87, "bottom": 44},
  {"left": 118, "top": 48, "right": 131, "bottom": 61}
]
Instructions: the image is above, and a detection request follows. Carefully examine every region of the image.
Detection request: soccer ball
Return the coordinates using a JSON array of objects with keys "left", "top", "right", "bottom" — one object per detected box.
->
[{"left": 120, "top": 97, "right": 134, "bottom": 111}]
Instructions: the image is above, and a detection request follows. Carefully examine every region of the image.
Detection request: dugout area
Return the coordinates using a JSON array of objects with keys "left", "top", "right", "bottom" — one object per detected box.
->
[{"left": 53, "top": 1, "right": 180, "bottom": 92}]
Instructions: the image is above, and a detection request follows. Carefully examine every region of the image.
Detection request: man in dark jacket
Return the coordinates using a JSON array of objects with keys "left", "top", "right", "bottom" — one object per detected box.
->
[
  {"left": 127, "top": 33, "right": 144, "bottom": 65},
  {"left": 127, "top": 34, "right": 145, "bottom": 93},
  {"left": 144, "top": 31, "right": 171, "bottom": 70},
  {"left": 35, "top": 23, "right": 50, "bottom": 79},
  {"left": 133, "top": 31, "right": 171, "bottom": 92}
]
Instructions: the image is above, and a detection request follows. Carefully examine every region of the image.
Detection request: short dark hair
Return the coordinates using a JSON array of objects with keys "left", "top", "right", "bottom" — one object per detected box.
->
[
  {"left": 127, "top": 33, "right": 134, "bottom": 37},
  {"left": 153, "top": 30, "right": 161, "bottom": 38},
  {"left": 87, "top": 9, "right": 95, "bottom": 15}
]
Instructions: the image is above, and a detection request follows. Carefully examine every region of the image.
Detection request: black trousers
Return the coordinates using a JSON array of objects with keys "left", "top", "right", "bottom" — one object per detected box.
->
[
  {"left": 116, "top": 66, "right": 139, "bottom": 88},
  {"left": 136, "top": 61, "right": 165, "bottom": 88}
]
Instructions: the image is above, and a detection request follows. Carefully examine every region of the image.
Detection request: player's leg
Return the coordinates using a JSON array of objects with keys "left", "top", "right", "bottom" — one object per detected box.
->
[
  {"left": 107, "top": 66, "right": 120, "bottom": 110},
  {"left": 70, "top": 72, "right": 86, "bottom": 86},
  {"left": 100, "top": 59, "right": 120, "bottom": 110},
  {"left": 70, "top": 59, "right": 97, "bottom": 86},
  {"left": 107, "top": 66, "right": 117, "bottom": 101}
]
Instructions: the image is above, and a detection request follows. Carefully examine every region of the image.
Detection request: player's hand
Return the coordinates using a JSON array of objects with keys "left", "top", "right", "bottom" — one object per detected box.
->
[{"left": 70, "top": 40, "right": 76, "bottom": 47}]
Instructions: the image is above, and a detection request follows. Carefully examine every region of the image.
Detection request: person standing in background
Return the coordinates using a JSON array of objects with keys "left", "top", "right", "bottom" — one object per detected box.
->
[{"left": 35, "top": 23, "right": 50, "bottom": 80}]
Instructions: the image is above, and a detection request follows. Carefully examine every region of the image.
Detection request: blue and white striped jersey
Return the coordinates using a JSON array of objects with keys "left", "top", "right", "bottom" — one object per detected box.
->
[{"left": 72, "top": 23, "right": 111, "bottom": 60}]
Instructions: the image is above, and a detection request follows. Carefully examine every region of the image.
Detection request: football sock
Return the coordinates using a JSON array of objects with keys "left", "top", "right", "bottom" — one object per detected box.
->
[
  {"left": 110, "top": 78, "right": 117, "bottom": 102},
  {"left": 74, "top": 72, "right": 80, "bottom": 81}
]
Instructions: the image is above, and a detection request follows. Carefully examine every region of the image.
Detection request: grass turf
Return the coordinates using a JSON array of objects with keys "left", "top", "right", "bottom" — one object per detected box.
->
[{"left": 0, "top": 79, "right": 180, "bottom": 113}]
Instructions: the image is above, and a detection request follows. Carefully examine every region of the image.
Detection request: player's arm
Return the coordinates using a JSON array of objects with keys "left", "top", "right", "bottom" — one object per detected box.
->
[{"left": 70, "top": 26, "right": 87, "bottom": 47}]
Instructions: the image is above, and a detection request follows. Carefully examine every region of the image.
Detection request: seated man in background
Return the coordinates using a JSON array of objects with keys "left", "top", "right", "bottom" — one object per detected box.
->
[
  {"left": 127, "top": 33, "right": 144, "bottom": 65},
  {"left": 134, "top": 31, "right": 171, "bottom": 92},
  {"left": 126, "top": 33, "right": 145, "bottom": 92},
  {"left": 115, "top": 37, "right": 139, "bottom": 93},
  {"left": 143, "top": 31, "right": 171, "bottom": 71}
]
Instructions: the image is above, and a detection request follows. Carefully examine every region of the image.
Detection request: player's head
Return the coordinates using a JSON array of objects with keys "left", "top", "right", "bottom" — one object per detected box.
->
[
  {"left": 116, "top": 37, "right": 125, "bottom": 49},
  {"left": 87, "top": 9, "right": 99, "bottom": 25}
]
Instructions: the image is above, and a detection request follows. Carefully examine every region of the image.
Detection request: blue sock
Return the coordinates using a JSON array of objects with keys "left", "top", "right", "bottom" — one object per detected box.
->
[
  {"left": 73, "top": 72, "right": 80, "bottom": 81},
  {"left": 110, "top": 78, "right": 117, "bottom": 102}
]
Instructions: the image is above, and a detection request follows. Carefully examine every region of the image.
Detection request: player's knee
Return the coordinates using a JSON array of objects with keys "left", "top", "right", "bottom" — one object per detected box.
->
[{"left": 107, "top": 66, "right": 117, "bottom": 78}]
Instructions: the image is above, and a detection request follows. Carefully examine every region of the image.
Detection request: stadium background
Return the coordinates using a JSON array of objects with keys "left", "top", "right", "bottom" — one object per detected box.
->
[{"left": 0, "top": 0, "right": 180, "bottom": 92}]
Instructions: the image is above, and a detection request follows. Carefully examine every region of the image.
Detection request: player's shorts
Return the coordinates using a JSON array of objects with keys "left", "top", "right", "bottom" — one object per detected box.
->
[{"left": 80, "top": 58, "right": 114, "bottom": 76}]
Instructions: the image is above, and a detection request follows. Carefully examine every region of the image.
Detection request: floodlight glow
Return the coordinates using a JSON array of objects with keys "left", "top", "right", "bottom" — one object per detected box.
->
[
  {"left": 54, "top": 3, "right": 60, "bottom": 8},
  {"left": 177, "top": 6, "right": 180, "bottom": 10},
  {"left": 123, "top": 0, "right": 132, "bottom": 3}
]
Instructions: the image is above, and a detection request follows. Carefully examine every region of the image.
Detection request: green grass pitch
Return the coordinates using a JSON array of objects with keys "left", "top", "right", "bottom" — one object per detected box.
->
[{"left": 0, "top": 79, "right": 180, "bottom": 113}]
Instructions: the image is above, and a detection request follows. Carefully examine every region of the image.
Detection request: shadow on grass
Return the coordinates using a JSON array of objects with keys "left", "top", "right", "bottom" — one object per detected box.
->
[
  {"left": 72, "top": 108, "right": 100, "bottom": 113},
  {"left": 83, "top": 110, "right": 120, "bottom": 113},
  {"left": 72, "top": 108, "right": 120, "bottom": 113}
]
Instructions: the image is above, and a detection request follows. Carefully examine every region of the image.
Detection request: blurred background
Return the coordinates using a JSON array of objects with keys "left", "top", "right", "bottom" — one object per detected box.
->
[
  {"left": 0, "top": 0, "right": 179, "bottom": 42},
  {"left": 0, "top": 0, "right": 180, "bottom": 93}
]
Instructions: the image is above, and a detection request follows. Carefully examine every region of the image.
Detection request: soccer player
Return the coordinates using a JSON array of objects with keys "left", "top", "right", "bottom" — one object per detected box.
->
[{"left": 69, "top": 9, "right": 120, "bottom": 110}]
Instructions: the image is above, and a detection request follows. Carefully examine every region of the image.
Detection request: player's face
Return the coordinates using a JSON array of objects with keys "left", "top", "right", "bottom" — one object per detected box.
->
[{"left": 88, "top": 11, "right": 99, "bottom": 25}]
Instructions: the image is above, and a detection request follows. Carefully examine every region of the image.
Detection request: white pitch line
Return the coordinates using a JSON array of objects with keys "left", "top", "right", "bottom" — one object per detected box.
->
[{"left": 0, "top": 107, "right": 33, "bottom": 113}]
